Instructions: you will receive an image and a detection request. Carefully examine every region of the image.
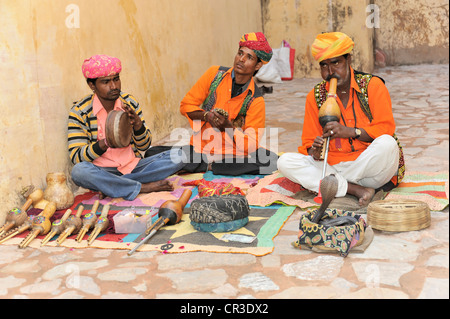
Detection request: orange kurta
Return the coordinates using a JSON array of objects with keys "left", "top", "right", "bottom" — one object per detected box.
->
[
  {"left": 299, "top": 68, "right": 396, "bottom": 165},
  {"left": 180, "top": 66, "right": 265, "bottom": 157}
]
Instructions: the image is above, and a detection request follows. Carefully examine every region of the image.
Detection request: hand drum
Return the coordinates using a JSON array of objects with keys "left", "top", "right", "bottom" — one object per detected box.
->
[{"left": 105, "top": 110, "right": 132, "bottom": 148}]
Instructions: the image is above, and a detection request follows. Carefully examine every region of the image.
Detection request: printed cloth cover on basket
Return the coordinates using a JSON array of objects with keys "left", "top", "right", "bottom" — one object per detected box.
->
[
  {"left": 189, "top": 194, "right": 250, "bottom": 232},
  {"left": 293, "top": 209, "right": 367, "bottom": 257}
]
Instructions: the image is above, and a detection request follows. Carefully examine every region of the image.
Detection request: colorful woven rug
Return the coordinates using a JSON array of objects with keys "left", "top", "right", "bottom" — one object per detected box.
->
[
  {"left": 246, "top": 172, "right": 316, "bottom": 208},
  {"left": 4, "top": 202, "right": 294, "bottom": 257},
  {"left": 78, "top": 172, "right": 260, "bottom": 208},
  {"left": 2, "top": 173, "right": 294, "bottom": 256}
]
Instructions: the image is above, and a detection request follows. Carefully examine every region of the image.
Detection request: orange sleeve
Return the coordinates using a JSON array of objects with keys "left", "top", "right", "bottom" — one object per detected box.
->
[
  {"left": 180, "top": 66, "right": 220, "bottom": 127},
  {"left": 363, "top": 76, "right": 396, "bottom": 139},
  {"left": 298, "top": 89, "right": 322, "bottom": 155}
]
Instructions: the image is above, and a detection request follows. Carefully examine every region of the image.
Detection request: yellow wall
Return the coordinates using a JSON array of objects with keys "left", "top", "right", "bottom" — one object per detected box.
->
[
  {"left": 261, "top": 0, "right": 449, "bottom": 77},
  {"left": 374, "top": 0, "right": 449, "bottom": 65},
  {"left": 0, "top": 0, "right": 262, "bottom": 222},
  {"left": 262, "top": 0, "right": 374, "bottom": 78}
]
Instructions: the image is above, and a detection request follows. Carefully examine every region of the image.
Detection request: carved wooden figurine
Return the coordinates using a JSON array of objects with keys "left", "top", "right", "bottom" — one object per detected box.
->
[
  {"left": 41, "top": 208, "right": 73, "bottom": 246},
  {"left": 56, "top": 205, "right": 84, "bottom": 245},
  {"left": 87, "top": 204, "right": 110, "bottom": 246},
  {"left": 76, "top": 200, "right": 100, "bottom": 243},
  {"left": 311, "top": 174, "right": 339, "bottom": 224}
]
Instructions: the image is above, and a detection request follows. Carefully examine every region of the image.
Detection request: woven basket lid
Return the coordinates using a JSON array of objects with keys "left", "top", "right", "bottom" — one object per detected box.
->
[{"left": 367, "top": 199, "right": 431, "bottom": 232}]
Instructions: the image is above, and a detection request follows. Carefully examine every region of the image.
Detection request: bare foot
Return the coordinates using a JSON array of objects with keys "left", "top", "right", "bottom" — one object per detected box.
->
[
  {"left": 140, "top": 180, "right": 174, "bottom": 194},
  {"left": 347, "top": 183, "right": 376, "bottom": 207}
]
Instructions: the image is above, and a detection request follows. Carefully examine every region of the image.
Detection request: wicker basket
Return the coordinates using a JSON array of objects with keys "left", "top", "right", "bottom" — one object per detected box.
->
[{"left": 367, "top": 199, "right": 431, "bottom": 232}]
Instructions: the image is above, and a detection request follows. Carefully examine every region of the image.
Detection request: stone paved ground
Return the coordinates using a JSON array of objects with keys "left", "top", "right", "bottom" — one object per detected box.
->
[{"left": 0, "top": 64, "right": 448, "bottom": 301}]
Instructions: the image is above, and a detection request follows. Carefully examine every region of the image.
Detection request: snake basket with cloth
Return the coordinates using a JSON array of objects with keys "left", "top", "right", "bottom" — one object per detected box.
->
[
  {"left": 105, "top": 110, "right": 132, "bottom": 148},
  {"left": 190, "top": 195, "right": 250, "bottom": 232},
  {"left": 293, "top": 208, "right": 367, "bottom": 257},
  {"left": 367, "top": 199, "right": 431, "bottom": 232}
]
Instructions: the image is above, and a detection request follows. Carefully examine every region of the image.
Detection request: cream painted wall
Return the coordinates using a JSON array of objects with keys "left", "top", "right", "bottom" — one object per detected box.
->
[
  {"left": 374, "top": 0, "right": 449, "bottom": 65},
  {"left": 261, "top": 0, "right": 448, "bottom": 76},
  {"left": 0, "top": 0, "right": 263, "bottom": 222},
  {"left": 262, "top": 0, "right": 374, "bottom": 78}
]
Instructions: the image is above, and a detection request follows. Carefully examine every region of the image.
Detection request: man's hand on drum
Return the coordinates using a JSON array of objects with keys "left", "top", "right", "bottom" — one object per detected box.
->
[{"left": 123, "top": 104, "right": 143, "bottom": 131}]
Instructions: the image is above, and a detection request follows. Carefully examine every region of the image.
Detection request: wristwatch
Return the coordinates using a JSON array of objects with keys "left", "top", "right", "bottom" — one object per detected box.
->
[{"left": 354, "top": 128, "right": 362, "bottom": 139}]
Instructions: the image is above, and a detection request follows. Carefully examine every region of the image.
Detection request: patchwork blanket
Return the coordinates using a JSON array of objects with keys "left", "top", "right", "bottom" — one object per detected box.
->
[{"left": 246, "top": 171, "right": 449, "bottom": 211}]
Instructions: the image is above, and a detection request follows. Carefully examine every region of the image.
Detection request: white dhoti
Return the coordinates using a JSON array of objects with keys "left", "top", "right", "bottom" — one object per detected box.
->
[{"left": 277, "top": 135, "right": 400, "bottom": 197}]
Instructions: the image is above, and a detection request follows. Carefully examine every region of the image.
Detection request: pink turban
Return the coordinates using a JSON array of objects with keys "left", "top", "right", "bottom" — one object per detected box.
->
[
  {"left": 82, "top": 54, "right": 122, "bottom": 79},
  {"left": 311, "top": 32, "right": 354, "bottom": 62}
]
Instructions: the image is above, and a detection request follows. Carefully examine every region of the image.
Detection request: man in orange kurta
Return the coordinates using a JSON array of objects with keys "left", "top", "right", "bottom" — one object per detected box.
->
[
  {"left": 177, "top": 32, "right": 278, "bottom": 175},
  {"left": 278, "top": 32, "right": 403, "bottom": 206}
]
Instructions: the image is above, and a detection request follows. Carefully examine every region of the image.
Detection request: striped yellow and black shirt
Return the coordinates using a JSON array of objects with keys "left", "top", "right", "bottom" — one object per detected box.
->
[{"left": 68, "top": 92, "right": 152, "bottom": 164}]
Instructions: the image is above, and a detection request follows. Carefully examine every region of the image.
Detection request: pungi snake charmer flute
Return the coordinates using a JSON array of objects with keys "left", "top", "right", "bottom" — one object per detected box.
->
[
  {"left": 314, "top": 77, "right": 340, "bottom": 204},
  {"left": 56, "top": 205, "right": 84, "bottom": 245},
  {"left": 128, "top": 189, "right": 192, "bottom": 255},
  {"left": 1, "top": 201, "right": 55, "bottom": 245},
  {"left": 87, "top": 204, "right": 110, "bottom": 245},
  {"left": 23, "top": 187, "right": 50, "bottom": 210},
  {"left": 76, "top": 200, "right": 100, "bottom": 242},
  {"left": 0, "top": 198, "right": 33, "bottom": 237},
  {"left": 0, "top": 215, "right": 35, "bottom": 244},
  {"left": 41, "top": 208, "right": 73, "bottom": 246},
  {"left": 19, "top": 201, "right": 57, "bottom": 248}
]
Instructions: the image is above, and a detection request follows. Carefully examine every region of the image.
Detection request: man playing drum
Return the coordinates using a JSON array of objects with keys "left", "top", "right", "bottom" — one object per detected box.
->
[
  {"left": 68, "top": 54, "right": 186, "bottom": 200},
  {"left": 277, "top": 32, "right": 405, "bottom": 206}
]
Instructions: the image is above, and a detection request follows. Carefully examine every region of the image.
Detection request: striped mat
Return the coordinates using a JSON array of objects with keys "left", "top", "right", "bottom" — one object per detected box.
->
[{"left": 385, "top": 171, "right": 449, "bottom": 211}]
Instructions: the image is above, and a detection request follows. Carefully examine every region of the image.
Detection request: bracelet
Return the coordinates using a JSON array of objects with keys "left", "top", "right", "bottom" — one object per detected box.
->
[{"left": 203, "top": 111, "right": 210, "bottom": 121}]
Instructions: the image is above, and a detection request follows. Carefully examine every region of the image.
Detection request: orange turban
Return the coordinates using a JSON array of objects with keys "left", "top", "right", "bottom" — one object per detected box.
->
[{"left": 311, "top": 32, "right": 354, "bottom": 62}]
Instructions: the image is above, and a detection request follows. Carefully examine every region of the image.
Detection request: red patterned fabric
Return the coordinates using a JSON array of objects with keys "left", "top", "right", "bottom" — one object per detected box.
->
[
  {"left": 183, "top": 179, "right": 244, "bottom": 197},
  {"left": 261, "top": 176, "right": 305, "bottom": 196}
]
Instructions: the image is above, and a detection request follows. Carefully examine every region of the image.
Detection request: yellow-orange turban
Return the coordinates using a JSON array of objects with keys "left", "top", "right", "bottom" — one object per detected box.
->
[{"left": 311, "top": 32, "right": 354, "bottom": 62}]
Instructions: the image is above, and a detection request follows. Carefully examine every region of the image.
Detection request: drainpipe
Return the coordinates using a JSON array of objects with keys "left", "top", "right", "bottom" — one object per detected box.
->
[{"left": 328, "top": 0, "right": 333, "bottom": 31}]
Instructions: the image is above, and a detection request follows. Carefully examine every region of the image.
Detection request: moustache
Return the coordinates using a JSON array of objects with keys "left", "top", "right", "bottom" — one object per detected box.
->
[
  {"left": 109, "top": 90, "right": 120, "bottom": 95},
  {"left": 326, "top": 74, "right": 341, "bottom": 81}
]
